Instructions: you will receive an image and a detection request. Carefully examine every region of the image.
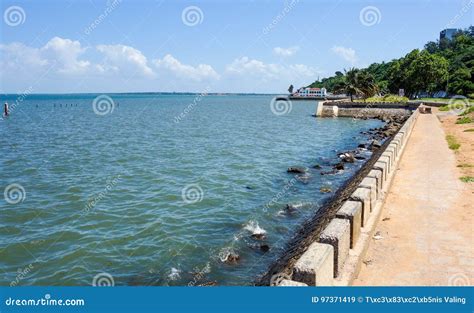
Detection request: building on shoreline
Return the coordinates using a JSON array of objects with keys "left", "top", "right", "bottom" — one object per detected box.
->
[
  {"left": 294, "top": 87, "right": 327, "bottom": 97},
  {"left": 440, "top": 28, "right": 458, "bottom": 41}
]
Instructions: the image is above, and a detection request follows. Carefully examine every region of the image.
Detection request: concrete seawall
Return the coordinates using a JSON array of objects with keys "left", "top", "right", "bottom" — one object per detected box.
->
[
  {"left": 315, "top": 101, "right": 416, "bottom": 119},
  {"left": 277, "top": 107, "right": 420, "bottom": 286}
]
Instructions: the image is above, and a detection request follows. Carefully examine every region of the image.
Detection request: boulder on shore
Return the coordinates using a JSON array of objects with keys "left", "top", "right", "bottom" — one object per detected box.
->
[{"left": 369, "top": 140, "right": 382, "bottom": 150}]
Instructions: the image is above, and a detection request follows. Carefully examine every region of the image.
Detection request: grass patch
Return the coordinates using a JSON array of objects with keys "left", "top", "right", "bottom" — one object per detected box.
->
[
  {"left": 457, "top": 163, "right": 473, "bottom": 168},
  {"left": 464, "top": 128, "right": 474, "bottom": 132},
  {"left": 418, "top": 98, "right": 449, "bottom": 103},
  {"left": 459, "top": 176, "right": 474, "bottom": 183},
  {"left": 460, "top": 106, "right": 474, "bottom": 115},
  {"left": 456, "top": 116, "right": 473, "bottom": 124},
  {"left": 446, "top": 135, "right": 461, "bottom": 150},
  {"left": 419, "top": 98, "right": 474, "bottom": 105},
  {"left": 356, "top": 95, "right": 409, "bottom": 103},
  {"left": 438, "top": 105, "right": 450, "bottom": 111}
]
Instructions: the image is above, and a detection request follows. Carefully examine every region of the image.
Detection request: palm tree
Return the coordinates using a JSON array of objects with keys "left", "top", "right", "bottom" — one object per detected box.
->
[
  {"left": 334, "top": 68, "right": 379, "bottom": 101},
  {"left": 357, "top": 70, "right": 379, "bottom": 100},
  {"left": 334, "top": 68, "right": 362, "bottom": 101}
]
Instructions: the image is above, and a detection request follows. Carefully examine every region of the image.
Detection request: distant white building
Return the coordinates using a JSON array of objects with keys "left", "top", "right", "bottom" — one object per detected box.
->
[{"left": 295, "top": 87, "right": 327, "bottom": 97}]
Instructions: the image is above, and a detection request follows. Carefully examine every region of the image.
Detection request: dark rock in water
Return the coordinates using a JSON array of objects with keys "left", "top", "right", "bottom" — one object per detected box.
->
[
  {"left": 285, "top": 203, "right": 304, "bottom": 212},
  {"left": 245, "top": 186, "right": 253, "bottom": 190},
  {"left": 320, "top": 186, "right": 332, "bottom": 193},
  {"left": 320, "top": 169, "right": 338, "bottom": 175},
  {"left": 340, "top": 152, "right": 355, "bottom": 163},
  {"left": 355, "top": 155, "right": 366, "bottom": 160},
  {"left": 251, "top": 233, "right": 266, "bottom": 240},
  {"left": 260, "top": 244, "right": 270, "bottom": 252},
  {"left": 358, "top": 143, "right": 366, "bottom": 148},
  {"left": 287, "top": 166, "right": 307, "bottom": 174},
  {"left": 333, "top": 162, "right": 345, "bottom": 171},
  {"left": 312, "top": 164, "right": 322, "bottom": 169},
  {"left": 369, "top": 140, "right": 382, "bottom": 150},
  {"left": 223, "top": 253, "right": 240, "bottom": 265}
]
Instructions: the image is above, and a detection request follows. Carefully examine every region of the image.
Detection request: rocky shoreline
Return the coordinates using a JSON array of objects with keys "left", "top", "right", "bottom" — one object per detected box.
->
[{"left": 254, "top": 111, "right": 412, "bottom": 286}]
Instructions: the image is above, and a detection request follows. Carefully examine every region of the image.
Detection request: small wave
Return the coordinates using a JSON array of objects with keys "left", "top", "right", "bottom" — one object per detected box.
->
[
  {"left": 217, "top": 247, "right": 240, "bottom": 264},
  {"left": 168, "top": 267, "right": 181, "bottom": 281},
  {"left": 243, "top": 220, "right": 266, "bottom": 235}
]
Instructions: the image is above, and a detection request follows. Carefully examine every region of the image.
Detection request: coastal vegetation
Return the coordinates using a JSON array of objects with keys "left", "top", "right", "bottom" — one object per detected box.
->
[
  {"left": 308, "top": 26, "right": 474, "bottom": 99},
  {"left": 456, "top": 116, "right": 473, "bottom": 124},
  {"left": 354, "top": 95, "right": 409, "bottom": 103},
  {"left": 460, "top": 106, "right": 474, "bottom": 115},
  {"left": 446, "top": 135, "right": 461, "bottom": 150},
  {"left": 419, "top": 97, "right": 474, "bottom": 104},
  {"left": 438, "top": 105, "right": 451, "bottom": 111},
  {"left": 460, "top": 176, "right": 474, "bottom": 183}
]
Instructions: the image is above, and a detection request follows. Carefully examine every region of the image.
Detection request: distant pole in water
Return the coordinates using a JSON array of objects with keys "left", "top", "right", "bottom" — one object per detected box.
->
[{"left": 3, "top": 102, "right": 9, "bottom": 117}]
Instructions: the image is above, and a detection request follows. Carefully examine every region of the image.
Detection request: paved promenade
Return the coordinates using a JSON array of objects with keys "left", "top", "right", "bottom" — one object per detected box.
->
[{"left": 353, "top": 113, "right": 473, "bottom": 286}]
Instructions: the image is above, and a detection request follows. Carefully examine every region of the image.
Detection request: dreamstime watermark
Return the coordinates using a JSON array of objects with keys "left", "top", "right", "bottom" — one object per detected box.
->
[
  {"left": 83, "top": 175, "right": 121, "bottom": 213},
  {"left": 5, "top": 294, "right": 85, "bottom": 306},
  {"left": 359, "top": 6, "right": 381, "bottom": 27},
  {"left": 181, "top": 6, "right": 204, "bottom": 26},
  {"left": 3, "top": 6, "right": 26, "bottom": 26},
  {"left": 448, "top": 95, "right": 470, "bottom": 114},
  {"left": 84, "top": 0, "right": 122, "bottom": 35},
  {"left": 187, "top": 262, "right": 211, "bottom": 286},
  {"left": 4, "top": 183, "right": 26, "bottom": 204},
  {"left": 262, "top": 177, "right": 297, "bottom": 212},
  {"left": 446, "top": 0, "right": 473, "bottom": 28},
  {"left": 92, "top": 94, "right": 115, "bottom": 116},
  {"left": 270, "top": 97, "right": 293, "bottom": 116},
  {"left": 1, "top": 86, "right": 34, "bottom": 121},
  {"left": 174, "top": 86, "right": 210, "bottom": 123},
  {"left": 181, "top": 184, "right": 204, "bottom": 204},
  {"left": 10, "top": 264, "right": 34, "bottom": 287},
  {"left": 262, "top": 0, "right": 299, "bottom": 35},
  {"left": 92, "top": 272, "right": 115, "bottom": 286},
  {"left": 352, "top": 101, "right": 375, "bottom": 122},
  {"left": 448, "top": 273, "right": 470, "bottom": 286}
]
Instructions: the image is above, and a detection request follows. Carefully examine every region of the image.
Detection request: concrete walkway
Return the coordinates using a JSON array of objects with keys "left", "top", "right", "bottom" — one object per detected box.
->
[{"left": 353, "top": 113, "right": 473, "bottom": 286}]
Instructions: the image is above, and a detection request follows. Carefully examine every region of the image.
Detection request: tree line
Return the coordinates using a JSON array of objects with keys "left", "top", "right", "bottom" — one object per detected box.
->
[{"left": 308, "top": 26, "right": 474, "bottom": 100}]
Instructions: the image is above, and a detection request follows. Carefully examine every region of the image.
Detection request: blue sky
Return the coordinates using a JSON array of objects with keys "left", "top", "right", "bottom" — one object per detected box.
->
[{"left": 0, "top": 0, "right": 472, "bottom": 93}]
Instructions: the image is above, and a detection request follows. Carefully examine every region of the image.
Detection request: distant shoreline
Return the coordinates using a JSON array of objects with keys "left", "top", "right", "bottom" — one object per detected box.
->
[{"left": 1, "top": 92, "right": 279, "bottom": 97}]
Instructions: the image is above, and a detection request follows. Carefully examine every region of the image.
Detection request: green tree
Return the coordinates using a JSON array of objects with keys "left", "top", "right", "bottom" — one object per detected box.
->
[
  {"left": 306, "top": 26, "right": 473, "bottom": 98},
  {"left": 406, "top": 51, "right": 448, "bottom": 95}
]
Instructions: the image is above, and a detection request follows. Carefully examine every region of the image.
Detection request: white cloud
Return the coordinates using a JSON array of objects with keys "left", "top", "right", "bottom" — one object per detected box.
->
[
  {"left": 226, "top": 57, "right": 282, "bottom": 78},
  {"left": 226, "top": 57, "right": 316, "bottom": 80},
  {"left": 0, "top": 42, "right": 46, "bottom": 70},
  {"left": 273, "top": 46, "right": 299, "bottom": 57},
  {"left": 153, "top": 54, "right": 219, "bottom": 81},
  {"left": 41, "top": 37, "right": 90, "bottom": 74},
  {"left": 0, "top": 37, "right": 90, "bottom": 75},
  {"left": 0, "top": 37, "right": 320, "bottom": 93},
  {"left": 97, "top": 44, "right": 155, "bottom": 77},
  {"left": 331, "top": 46, "right": 357, "bottom": 65}
]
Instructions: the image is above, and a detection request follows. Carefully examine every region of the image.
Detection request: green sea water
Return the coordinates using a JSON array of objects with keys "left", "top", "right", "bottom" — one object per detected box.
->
[{"left": 0, "top": 93, "right": 383, "bottom": 286}]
